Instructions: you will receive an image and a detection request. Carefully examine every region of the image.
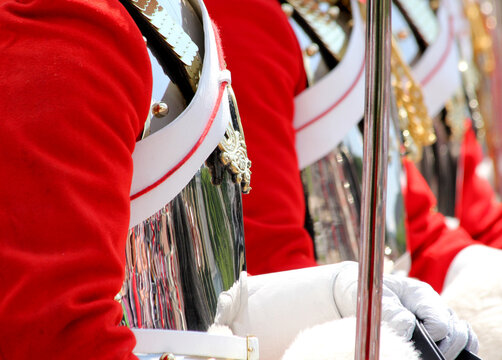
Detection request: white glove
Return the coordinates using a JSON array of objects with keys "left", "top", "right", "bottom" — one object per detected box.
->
[
  {"left": 213, "top": 264, "right": 348, "bottom": 360},
  {"left": 213, "top": 261, "right": 478, "bottom": 360},
  {"left": 334, "top": 262, "right": 478, "bottom": 360}
]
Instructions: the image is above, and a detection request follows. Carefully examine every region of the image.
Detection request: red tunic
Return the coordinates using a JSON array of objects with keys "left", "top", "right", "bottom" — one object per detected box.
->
[
  {"left": 0, "top": 1, "right": 152, "bottom": 358},
  {"left": 405, "top": 120, "right": 502, "bottom": 291},
  {"left": 456, "top": 122, "right": 502, "bottom": 248},
  {"left": 205, "top": 0, "right": 317, "bottom": 275},
  {"left": 403, "top": 159, "right": 476, "bottom": 292}
]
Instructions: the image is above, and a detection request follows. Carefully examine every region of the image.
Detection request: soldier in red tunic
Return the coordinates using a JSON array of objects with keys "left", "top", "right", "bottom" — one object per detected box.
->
[{"left": 0, "top": 0, "right": 481, "bottom": 359}]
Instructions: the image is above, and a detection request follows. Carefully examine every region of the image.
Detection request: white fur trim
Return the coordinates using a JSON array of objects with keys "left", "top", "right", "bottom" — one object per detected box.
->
[
  {"left": 281, "top": 317, "right": 420, "bottom": 360},
  {"left": 442, "top": 245, "right": 502, "bottom": 359}
]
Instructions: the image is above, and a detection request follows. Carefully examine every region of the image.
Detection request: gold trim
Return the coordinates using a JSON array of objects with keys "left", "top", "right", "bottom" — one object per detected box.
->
[
  {"left": 464, "top": 0, "right": 495, "bottom": 74},
  {"left": 391, "top": 38, "right": 436, "bottom": 161},
  {"left": 246, "top": 335, "right": 258, "bottom": 360},
  {"left": 218, "top": 86, "right": 252, "bottom": 194}
]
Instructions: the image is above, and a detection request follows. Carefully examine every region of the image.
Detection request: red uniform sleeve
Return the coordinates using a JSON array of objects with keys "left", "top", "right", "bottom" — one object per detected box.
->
[
  {"left": 206, "top": 0, "right": 317, "bottom": 275},
  {"left": 404, "top": 159, "right": 476, "bottom": 292},
  {"left": 0, "top": 1, "right": 152, "bottom": 359},
  {"left": 456, "top": 122, "right": 502, "bottom": 248}
]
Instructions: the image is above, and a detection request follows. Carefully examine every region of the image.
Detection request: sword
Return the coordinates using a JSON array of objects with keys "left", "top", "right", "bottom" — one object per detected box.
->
[{"left": 355, "top": 0, "right": 391, "bottom": 359}]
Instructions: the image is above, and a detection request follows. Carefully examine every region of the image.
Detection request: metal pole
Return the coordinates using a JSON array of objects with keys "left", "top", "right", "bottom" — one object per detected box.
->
[{"left": 355, "top": 0, "right": 391, "bottom": 358}]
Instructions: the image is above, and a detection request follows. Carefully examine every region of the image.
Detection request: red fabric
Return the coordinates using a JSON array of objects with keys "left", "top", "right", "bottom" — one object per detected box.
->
[
  {"left": 205, "top": 0, "right": 317, "bottom": 275},
  {"left": 404, "top": 159, "right": 476, "bottom": 292},
  {"left": 456, "top": 122, "right": 502, "bottom": 248},
  {"left": 0, "top": 1, "right": 152, "bottom": 359}
]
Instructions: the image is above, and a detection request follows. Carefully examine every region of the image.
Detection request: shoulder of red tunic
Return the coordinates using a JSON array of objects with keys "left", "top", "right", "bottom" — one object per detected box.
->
[
  {"left": 206, "top": 0, "right": 317, "bottom": 274},
  {"left": 0, "top": 0, "right": 151, "bottom": 358}
]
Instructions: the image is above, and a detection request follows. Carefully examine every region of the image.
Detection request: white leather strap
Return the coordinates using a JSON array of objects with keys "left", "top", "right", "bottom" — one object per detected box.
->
[
  {"left": 129, "top": 0, "right": 231, "bottom": 228},
  {"left": 133, "top": 329, "right": 259, "bottom": 360},
  {"left": 294, "top": 0, "right": 365, "bottom": 170},
  {"left": 411, "top": 0, "right": 461, "bottom": 118},
  {"left": 448, "top": 0, "right": 474, "bottom": 63}
]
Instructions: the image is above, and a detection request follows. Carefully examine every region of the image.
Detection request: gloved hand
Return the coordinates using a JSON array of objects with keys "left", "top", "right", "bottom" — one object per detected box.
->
[
  {"left": 334, "top": 262, "right": 478, "bottom": 360},
  {"left": 214, "top": 264, "right": 348, "bottom": 360},
  {"left": 213, "top": 261, "right": 478, "bottom": 360}
]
